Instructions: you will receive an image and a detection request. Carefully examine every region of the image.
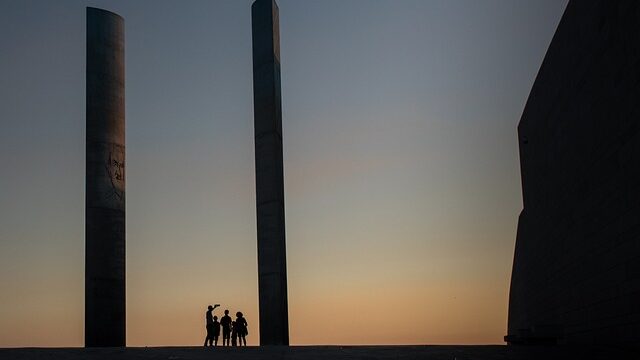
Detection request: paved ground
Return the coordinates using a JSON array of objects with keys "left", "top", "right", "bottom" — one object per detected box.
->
[{"left": 0, "top": 346, "right": 637, "bottom": 360}]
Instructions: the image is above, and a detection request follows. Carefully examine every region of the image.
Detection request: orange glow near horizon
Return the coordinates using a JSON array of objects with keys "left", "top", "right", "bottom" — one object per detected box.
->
[{"left": 0, "top": 287, "right": 510, "bottom": 347}]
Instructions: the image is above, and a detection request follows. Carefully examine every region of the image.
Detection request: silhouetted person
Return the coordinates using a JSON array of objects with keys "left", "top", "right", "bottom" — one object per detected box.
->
[
  {"left": 235, "top": 311, "right": 248, "bottom": 346},
  {"left": 203, "top": 304, "right": 219, "bottom": 347},
  {"left": 231, "top": 320, "right": 237, "bottom": 346},
  {"left": 212, "top": 315, "right": 221, "bottom": 346},
  {"left": 220, "top": 309, "right": 232, "bottom": 346}
]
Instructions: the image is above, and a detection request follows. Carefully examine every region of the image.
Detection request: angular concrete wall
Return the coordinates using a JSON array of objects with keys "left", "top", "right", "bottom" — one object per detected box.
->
[
  {"left": 507, "top": 0, "right": 640, "bottom": 345},
  {"left": 251, "top": 0, "right": 290, "bottom": 346},
  {"left": 85, "top": 7, "right": 126, "bottom": 347}
]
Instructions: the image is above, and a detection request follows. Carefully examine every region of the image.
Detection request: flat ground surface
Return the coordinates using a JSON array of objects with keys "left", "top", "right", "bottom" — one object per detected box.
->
[{"left": 1, "top": 346, "right": 637, "bottom": 360}]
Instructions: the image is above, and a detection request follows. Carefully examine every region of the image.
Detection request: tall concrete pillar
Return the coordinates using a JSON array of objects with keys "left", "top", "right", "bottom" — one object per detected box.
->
[
  {"left": 251, "top": 0, "right": 289, "bottom": 346},
  {"left": 85, "top": 7, "right": 125, "bottom": 348}
]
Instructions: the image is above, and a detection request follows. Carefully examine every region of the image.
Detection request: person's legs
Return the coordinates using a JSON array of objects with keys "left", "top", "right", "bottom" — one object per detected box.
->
[{"left": 205, "top": 325, "right": 215, "bottom": 347}]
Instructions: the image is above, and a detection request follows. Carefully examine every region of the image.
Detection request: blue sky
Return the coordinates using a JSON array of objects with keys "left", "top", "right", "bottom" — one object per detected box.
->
[{"left": 0, "top": 0, "right": 567, "bottom": 346}]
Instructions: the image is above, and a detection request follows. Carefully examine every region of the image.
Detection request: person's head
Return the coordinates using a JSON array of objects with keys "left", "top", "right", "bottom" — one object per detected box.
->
[
  {"left": 224, "top": 309, "right": 229, "bottom": 315},
  {"left": 236, "top": 311, "right": 243, "bottom": 318},
  {"left": 208, "top": 305, "right": 213, "bottom": 311},
  {"left": 213, "top": 315, "right": 218, "bottom": 321}
]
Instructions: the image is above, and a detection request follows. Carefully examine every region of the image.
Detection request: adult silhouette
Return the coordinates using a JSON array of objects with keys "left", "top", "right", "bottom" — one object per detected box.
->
[
  {"left": 235, "top": 311, "right": 248, "bottom": 346},
  {"left": 203, "top": 304, "right": 219, "bottom": 347},
  {"left": 220, "top": 309, "right": 233, "bottom": 346}
]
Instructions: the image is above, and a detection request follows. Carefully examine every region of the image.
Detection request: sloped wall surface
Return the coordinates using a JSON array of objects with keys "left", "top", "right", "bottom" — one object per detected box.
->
[{"left": 507, "top": 0, "right": 640, "bottom": 345}]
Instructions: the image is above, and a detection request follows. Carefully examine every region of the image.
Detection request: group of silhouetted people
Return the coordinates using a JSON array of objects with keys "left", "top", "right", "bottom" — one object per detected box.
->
[{"left": 204, "top": 304, "right": 248, "bottom": 347}]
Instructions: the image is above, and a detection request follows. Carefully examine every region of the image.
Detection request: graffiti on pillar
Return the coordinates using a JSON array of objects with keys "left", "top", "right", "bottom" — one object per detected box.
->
[{"left": 105, "top": 146, "right": 125, "bottom": 202}]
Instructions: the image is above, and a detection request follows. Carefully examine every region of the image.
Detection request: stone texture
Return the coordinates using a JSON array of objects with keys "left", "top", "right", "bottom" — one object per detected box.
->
[
  {"left": 85, "top": 7, "right": 126, "bottom": 348},
  {"left": 507, "top": 0, "right": 640, "bottom": 346},
  {"left": 251, "top": 0, "right": 289, "bottom": 346}
]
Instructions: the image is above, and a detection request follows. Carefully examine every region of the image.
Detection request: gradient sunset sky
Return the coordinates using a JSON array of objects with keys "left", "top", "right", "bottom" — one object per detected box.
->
[{"left": 0, "top": 0, "right": 568, "bottom": 347}]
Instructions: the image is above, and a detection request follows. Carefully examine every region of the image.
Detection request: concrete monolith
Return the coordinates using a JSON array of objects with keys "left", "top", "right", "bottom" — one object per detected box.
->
[
  {"left": 251, "top": 0, "right": 290, "bottom": 346},
  {"left": 85, "top": 7, "right": 125, "bottom": 348}
]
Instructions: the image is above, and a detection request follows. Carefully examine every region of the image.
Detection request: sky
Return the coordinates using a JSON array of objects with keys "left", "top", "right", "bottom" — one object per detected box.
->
[{"left": 0, "top": 0, "right": 568, "bottom": 347}]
